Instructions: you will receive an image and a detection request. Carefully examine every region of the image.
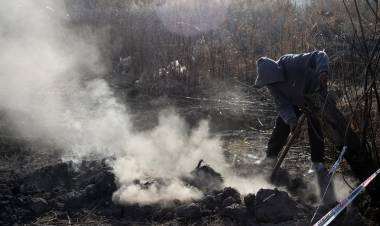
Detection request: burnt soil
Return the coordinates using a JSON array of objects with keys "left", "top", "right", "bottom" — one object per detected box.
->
[{"left": 1, "top": 92, "right": 379, "bottom": 226}]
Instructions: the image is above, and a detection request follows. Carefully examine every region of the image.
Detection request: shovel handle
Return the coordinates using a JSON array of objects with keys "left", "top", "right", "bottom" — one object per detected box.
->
[{"left": 271, "top": 114, "right": 306, "bottom": 179}]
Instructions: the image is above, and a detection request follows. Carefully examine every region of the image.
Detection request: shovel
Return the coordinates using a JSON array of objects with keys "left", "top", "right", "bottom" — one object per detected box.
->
[{"left": 270, "top": 114, "right": 306, "bottom": 181}]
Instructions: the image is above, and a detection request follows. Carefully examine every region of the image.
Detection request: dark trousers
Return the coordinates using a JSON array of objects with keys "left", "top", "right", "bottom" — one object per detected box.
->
[{"left": 267, "top": 106, "right": 325, "bottom": 162}]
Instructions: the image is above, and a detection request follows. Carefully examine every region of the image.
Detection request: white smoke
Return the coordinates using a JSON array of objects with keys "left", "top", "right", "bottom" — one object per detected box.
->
[
  {"left": 0, "top": 0, "right": 271, "bottom": 205},
  {"left": 112, "top": 112, "right": 227, "bottom": 204},
  {"left": 0, "top": 0, "right": 219, "bottom": 204},
  {"left": 0, "top": 0, "right": 131, "bottom": 161}
]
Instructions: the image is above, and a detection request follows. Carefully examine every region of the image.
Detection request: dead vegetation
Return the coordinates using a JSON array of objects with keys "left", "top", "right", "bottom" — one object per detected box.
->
[{"left": 1, "top": 0, "right": 380, "bottom": 225}]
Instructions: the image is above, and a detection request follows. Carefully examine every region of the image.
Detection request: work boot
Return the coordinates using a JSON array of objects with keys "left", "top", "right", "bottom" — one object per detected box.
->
[
  {"left": 307, "top": 162, "right": 325, "bottom": 175},
  {"left": 310, "top": 162, "right": 337, "bottom": 205}
]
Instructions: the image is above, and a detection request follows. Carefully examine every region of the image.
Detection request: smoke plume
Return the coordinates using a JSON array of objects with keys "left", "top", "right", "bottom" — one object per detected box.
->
[
  {"left": 0, "top": 0, "right": 249, "bottom": 204},
  {"left": 1, "top": 0, "right": 279, "bottom": 205}
]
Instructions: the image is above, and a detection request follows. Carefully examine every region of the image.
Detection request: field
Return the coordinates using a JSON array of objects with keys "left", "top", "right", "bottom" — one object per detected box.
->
[{"left": 0, "top": 0, "right": 380, "bottom": 225}]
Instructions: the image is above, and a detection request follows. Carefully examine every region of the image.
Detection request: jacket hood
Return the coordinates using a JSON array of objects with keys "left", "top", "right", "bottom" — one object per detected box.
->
[{"left": 255, "top": 57, "right": 284, "bottom": 88}]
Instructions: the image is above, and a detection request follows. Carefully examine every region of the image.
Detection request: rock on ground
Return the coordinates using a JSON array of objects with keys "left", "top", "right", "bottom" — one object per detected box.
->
[
  {"left": 175, "top": 203, "right": 202, "bottom": 220},
  {"left": 220, "top": 203, "right": 247, "bottom": 220},
  {"left": 183, "top": 160, "right": 224, "bottom": 193},
  {"left": 254, "top": 189, "right": 297, "bottom": 223},
  {"left": 220, "top": 187, "right": 241, "bottom": 203},
  {"left": 244, "top": 193, "right": 255, "bottom": 213},
  {"left": 201, "top": 195, "right": 218, "bottom": 210},
  {"left": 28, "top": 197, "right": 49, "bottom": 215}
]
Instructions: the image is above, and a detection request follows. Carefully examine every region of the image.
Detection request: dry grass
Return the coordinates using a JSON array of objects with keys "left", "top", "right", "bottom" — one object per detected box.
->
[{"left": 63, "top": 0, "right": 353, "bottom": 96}]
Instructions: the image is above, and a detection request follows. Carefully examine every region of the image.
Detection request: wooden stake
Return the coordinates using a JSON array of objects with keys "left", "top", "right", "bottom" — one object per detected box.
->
[{"left": 271, "top": 114, "right": 306, "bottom": 181}]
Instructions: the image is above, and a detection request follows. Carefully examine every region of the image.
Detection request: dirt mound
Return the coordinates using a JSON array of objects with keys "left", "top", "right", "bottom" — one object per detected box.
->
[
  {"left": 254, "top": 189, "right": 297, "bottom": 223},
  {"left": 182, "top": 159, "right": 224, "bottom": 193}
]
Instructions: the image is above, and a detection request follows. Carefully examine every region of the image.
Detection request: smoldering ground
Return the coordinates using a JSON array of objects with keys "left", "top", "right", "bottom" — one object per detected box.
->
[{"left": 0, "top": 0, "right": 275, "bottom": 206}]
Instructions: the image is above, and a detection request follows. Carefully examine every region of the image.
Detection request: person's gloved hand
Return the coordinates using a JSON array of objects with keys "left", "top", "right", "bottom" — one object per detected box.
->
[{"left": 319, "top": 71, "right": 328, "bottom": 88}]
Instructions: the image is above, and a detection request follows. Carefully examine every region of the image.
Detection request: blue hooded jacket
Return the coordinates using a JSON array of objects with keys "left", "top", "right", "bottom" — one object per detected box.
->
[{"left": 255, "top": 51, "right": 329, "bottom": 128}]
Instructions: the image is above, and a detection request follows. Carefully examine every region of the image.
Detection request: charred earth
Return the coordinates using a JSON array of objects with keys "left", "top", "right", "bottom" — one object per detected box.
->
[{"left": 0, "top": 143, "right": 378, "bottom": 226}]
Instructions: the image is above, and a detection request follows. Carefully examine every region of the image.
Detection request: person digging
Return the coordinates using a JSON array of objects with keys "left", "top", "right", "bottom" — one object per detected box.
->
[{"left": 255, "top": 50, "right": 336, "bottom": 205}]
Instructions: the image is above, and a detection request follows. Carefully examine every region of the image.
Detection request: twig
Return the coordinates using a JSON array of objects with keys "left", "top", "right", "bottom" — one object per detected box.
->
[{"left": 262, "top": 193, "right": 275, "bottom": 202}]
